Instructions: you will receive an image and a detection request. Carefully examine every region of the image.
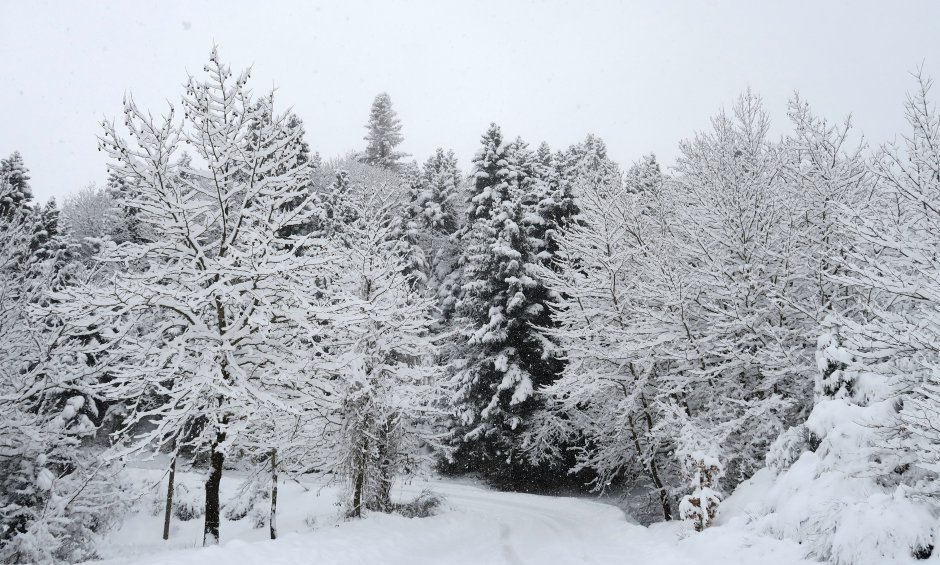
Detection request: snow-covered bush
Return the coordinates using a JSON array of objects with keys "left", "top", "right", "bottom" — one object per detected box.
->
[
  {"left": 391, "top": 489, "right": 445, "bottom": 518},
  {"left": 678, "top": 452, "right": 723, "bottom": 532},
  {"left": 172, "top": 482, "right": 205, "bottom": 522}
]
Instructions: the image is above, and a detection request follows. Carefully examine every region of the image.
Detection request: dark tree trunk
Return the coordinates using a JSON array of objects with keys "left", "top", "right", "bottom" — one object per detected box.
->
[
  {"left": 350, "top": 437, "right": 367, "bottom": 519},
  {"left": 371, "top": 418, "right": 393, "bottom": 512},
  {"left": 203, "top": 430, "right": 226, "bottom": 546},
  {"left": 269, "top": 449, "right": 278, "bottom": 540},
  {"left": 162, "top": 456, "right": 176, "bottom": 540},
  {"left": 351, "top": 467, "right": 365, "bottom": 518},
  {"left": 373, "top": 465, "right": 392, "bottom": 513},
  {"left": 627, "top": 414, "right": 672, "bottom": 521},
  {"left": 649, "top": 456, "right": 672, "bottom": 521},
  {"left": 639, "top": 396, "right": 672, "bottom": 521}
]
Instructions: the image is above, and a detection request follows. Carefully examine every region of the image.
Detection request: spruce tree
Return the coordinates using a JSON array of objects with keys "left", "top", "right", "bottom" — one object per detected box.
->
[
  {"left": 393, "top": 165, "right": 431, "bottom": 288},
  {"left": 360, "top": 93, "right": 407, "bottom": 169},
  {"left": 624, "top": 154, "right": 663, "bottom": 194},
  {"left": 526, "top": 142, "right": 580, "bottom": 263},
  {"left": 0, "top": 151, "right": 32, "bottom": 217},
  {"left": 448, "top": 124, "right": 562, "bottom": 488},
  {"left": 558, "top": 134, "right": 622, "bottom": 198},
  {"left": 105, "top": 167, "right": 145, "bottom": 244},
  {"left": 420, "top": 148, "right": 461, "bottom": 234}
]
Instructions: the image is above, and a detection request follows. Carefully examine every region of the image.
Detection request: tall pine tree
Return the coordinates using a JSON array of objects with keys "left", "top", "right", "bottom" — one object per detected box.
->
[
  {"left": 448, "top": 124, "right": 562, "bottom": 489},
  {"left": 0, "top": 151, "right": 32, "bottom": 218},
  {"left": 360, "top": 93, "right": 408, "bottom": 169}
]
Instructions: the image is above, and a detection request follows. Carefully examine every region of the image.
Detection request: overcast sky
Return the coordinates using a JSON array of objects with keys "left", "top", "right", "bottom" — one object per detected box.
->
[{"left": 2, "top": 0, "right": 939, "bottom": 202}]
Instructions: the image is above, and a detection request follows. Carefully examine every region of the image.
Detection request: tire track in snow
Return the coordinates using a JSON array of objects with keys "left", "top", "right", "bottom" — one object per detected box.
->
[{"left": 499, "top": 524, "right": 525, "bottom": 565}]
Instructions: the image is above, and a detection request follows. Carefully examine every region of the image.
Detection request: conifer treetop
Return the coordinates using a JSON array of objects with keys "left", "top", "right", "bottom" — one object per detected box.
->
[{"left": 360, "top": 92, "right": 408, "bottom": 169}]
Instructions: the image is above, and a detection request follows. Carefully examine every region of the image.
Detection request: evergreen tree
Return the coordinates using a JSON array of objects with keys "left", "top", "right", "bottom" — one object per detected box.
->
[
  {"left": 448, "top": 124, "right": 562, "bottom": 488},
  {"left": 105, "top": 167, "right": 145, "bottom": 244},
  {"left": 624, "top": 154, "right": 663, "bottom": 194},
  {"left": 392, "top": 149, "right": 462, "bottom": 293},
  {"left": 526, "top": 142, "right": 580, "bottom": 264},
  {"left": 360, "top": 93, "right": 408, "bottom": 169},
  {"left": 420, "top": 148, "right": 461, "bottom": 235},
  {"left": 26, "top": 199, "right": 73, "bottom": 296},
  {"left": 249, "top": 103, "right": 316, "bottom": 238},
  {"left": 558, "top": 134, "right": 622, "bottom": 198},
  {"left": 0, "top": 151, "right": 32, "bottom": 217}
]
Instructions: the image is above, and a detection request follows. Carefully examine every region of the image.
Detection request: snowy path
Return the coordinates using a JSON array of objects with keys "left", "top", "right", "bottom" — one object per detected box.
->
[{"left": 91, "top": 474, "right": 813, "bottom": 565}]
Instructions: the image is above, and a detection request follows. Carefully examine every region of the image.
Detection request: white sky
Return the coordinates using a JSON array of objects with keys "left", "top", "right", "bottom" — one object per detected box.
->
[{"left": 2, "top": 0, "right": 939, "bottom": 202}]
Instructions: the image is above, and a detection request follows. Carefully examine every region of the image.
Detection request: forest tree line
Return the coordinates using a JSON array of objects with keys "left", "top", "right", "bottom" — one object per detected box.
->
[{"left": 2, "top": 50, "right": 940, "bottom": 563}]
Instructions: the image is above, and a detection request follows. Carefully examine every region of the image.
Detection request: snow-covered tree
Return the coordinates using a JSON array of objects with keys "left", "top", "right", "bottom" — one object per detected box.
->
[
  {"left": 295, "top": 186, "right": 445, "bottom": 517},
  {"left": 60, "top": 183, "right": 124, "bottom": 260},
  {"left": 419, "top": 148, "right": 461, "bottom": 235},
  {"left": 557, "top": 134, "right": 622, "bottom": 199},
  {"left": 780, "top": 93, "right": 872, "bottom": 320},
  {"left": 740, "top": 73, "right": 940, "bottom": 565},
  {"left": 392, "top": 149, "right": 462, "bottom": 299},
  {"left": 665, "top": 91, "right": 814, "bottom": 487},
  {"left": 448, "top": 124, "right": 562, "bottom": 487},
  {"left": 52, "top": 49, "right": 341, "bottom": 546},
  {"left": 0, "top": 176, "right": 119, "bottom": 563},
  {"left": 360, "top": 93, "right": 408, "bottom": 169},
  {"left": 530, "top": 93, "right": 842, "bottom": 519},
  {"left": 105, "top": 166, "right": 147, "bottom": 244},
  {"left": 0, "top": 151, "right": 32, "bottom": 217},
  {"left": 524, "top": 141, "right": 579, "bottom": 266},
  {"left": 623, "top": 154, "right": 662, "bottom": 194},
  {"left": 343, "top": 216, "right": 441, "bottom": 515},
  {"left": 524, "top": 171, "right": 676, "bottom": 520}
]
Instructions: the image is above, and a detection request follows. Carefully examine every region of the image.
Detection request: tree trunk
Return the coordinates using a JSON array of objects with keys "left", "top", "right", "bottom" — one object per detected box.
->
[
  {"left": 639, "top": 395, "right": 672, "bottom": 521},
  {"left": 627, "top": 415, "right": 672, "bottom": 521},
  {"left": 203, "top": 429, "right": 226, "bottom": 546},
  {"left": 162, "top": 455, "right": 176, "bottom": 540},
  {"left": 373, "top": 464, "right": 392, "bottom": 513},
  {"left": 648, "top": 454, "right": 672, "bottom": 521},
  {"left": 366, "top": 418, "right": 393, "bottom": 513},
  {"left": 269, "top": 449, "right": 278, "bottom": 540},
  {"left": 351, "top": 467, "right": 365, "bottom": 518},
  {"left": 350, "top": 437, "right": 367, "bottom": 519}
]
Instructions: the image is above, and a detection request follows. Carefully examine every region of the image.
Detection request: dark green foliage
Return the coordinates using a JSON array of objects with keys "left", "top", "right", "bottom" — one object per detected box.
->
[{"left": 447, "top": 124, "right": 564, "bottom": 488}]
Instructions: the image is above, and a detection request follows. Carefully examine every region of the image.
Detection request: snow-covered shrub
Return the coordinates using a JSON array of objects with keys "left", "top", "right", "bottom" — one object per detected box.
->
[
  {"left": 724, "top": 320, "right": 938, "bottom": 564},
  {"left": 765, "top": 424, "right": 812, "bottom": 472},
  {"left": 172, "top": 482, "right": 204, "bottom": 522},
  {"left": 224, "top": 477, "right": 270, "bottom": 528},
  {"left": 391, "top": 489, "right": 445, "bottom": 518},
  {"left": 678, "top": 452, "right": 723, "bottom": 532},
  {"left": 303, "top": 514, "right": 319, "bottom": 530}
]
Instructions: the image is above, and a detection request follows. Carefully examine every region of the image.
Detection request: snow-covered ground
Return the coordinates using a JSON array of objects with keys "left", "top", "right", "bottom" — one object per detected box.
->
[{"left": 87, "top": 468, "right": 814, "bottom": 565}]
